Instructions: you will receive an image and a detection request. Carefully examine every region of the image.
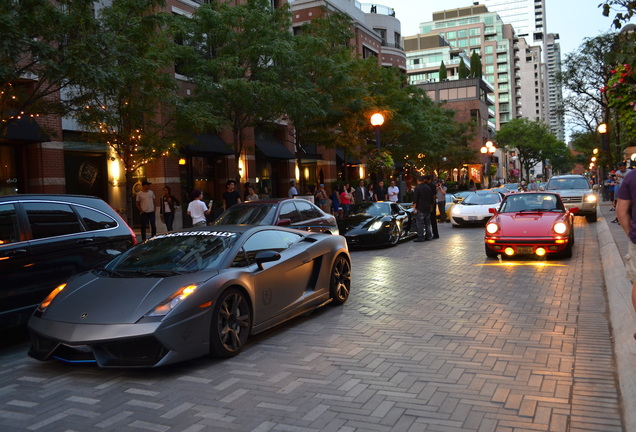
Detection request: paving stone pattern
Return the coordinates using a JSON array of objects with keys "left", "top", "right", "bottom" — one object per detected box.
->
[{"left": 0, "top": 218, "right": 623, "bottom": 432}]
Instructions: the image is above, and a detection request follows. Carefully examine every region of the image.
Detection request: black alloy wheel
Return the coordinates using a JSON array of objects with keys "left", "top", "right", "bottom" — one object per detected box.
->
[
  {"left": 210, "top": 288, "right": 251, "bottom": 358},
  {"left": 330, "top": 255, "right": 351, "bottom": 305}
]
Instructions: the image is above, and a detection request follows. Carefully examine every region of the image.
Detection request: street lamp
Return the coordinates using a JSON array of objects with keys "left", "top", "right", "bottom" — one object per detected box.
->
[
  {"left": 598, "top": 123, "right": 608, "bottom": 191},
  {"left": 370, "top": 112, "right": 385, "bottom": 181},
  {"left": 480, "top": 140, "right": 496, "bottom": 187}
]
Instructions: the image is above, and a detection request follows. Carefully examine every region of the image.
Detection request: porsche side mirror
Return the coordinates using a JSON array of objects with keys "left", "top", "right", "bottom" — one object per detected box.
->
[
  {"left": 255, "top": 250, "right": 281, "bottom": 270},
  {"left": 276, "top": 218, "right": 292, "bottom": 226},
  {"left": 569, "top": 207, "right": 579, "bottom": 214}
]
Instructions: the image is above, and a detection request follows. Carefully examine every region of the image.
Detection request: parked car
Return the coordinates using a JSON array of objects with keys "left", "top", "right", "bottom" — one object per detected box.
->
[
  {"left": 338, "top": 201, "right": 414, "bottom": 247},
  {"left": 484, "top": 192, "right": 577, "bottom": 258},
  {"left": 0, "top": 194, "right": 136, "bottom": 329},
  {"left": 212, "top": 198, "right": 338, "bottom": 235},
  {"left": 28, "top": 225, "right": 351, "bottom": 367},
  {"left": 449, "top": 191, "right": 503, "bottom": 227}
]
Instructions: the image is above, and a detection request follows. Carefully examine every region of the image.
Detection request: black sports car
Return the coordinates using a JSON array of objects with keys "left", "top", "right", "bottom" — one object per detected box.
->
[
  {"left": 28, "top": 225, "right": 351, "bottom": 367},
  {"left": 338, "top": 202, "right": 414, "bottom": 247}
]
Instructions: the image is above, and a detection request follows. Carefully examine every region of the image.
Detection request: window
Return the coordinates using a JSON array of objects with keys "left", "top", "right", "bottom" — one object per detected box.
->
[
  {"left": 469, "top": 28, "right": 481, "bottom": 36},
  {"left": 0, "top": 203, "right": 19, "bottom": 245},
  {"left": 75, "top": 206, "right": 118, "bottom": 231},
  {"left": 23, "top": 202, "right": 83, "bottom": 239},
  {"left": 470, "top": 37, "right": 481, "bottom": 46},
  {"left": 295, "top": 201, "right": 322, "bottom": 220},
  {"left": 446, "top": 31, "right": 456, "bottom": 39},
  {"left": 278, "top": 202, "right": 301, "bottom": 223},
  {"left": 235, "top": 230, "right": 303, "bottom": 266}
]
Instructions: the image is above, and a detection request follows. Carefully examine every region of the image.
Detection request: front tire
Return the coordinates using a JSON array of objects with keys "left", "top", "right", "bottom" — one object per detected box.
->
[
  {"left": 485, "top": 244, "right": 498, "bottom": 258},
  {"left": 210, "top": 288, "right": 252, "bottom": 358},
  {"left": 330, "top": 255, "right": 351, "bottom": 305},
  {"left": 388, "top": 224, "right": 400, "bottom": 246}
]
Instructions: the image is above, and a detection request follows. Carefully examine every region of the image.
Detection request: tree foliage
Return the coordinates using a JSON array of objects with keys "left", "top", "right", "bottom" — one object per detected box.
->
[
  {"left": 470, "top": 51, "right": 482, "bottom": 78},
  {"left": 439, "top": 61, "right": 447, "bottom": 81}
]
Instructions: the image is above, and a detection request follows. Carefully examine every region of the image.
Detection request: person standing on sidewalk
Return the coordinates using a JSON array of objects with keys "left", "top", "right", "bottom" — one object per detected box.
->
[
  {"left": 187, "top": 189, "right": 212, "bottom": 227},
  {"left": 613, "top": 162, "right": 630, "bottom": 222},
  {"left": 615, "top": 168, "right": 636, "bottom": 339},
  {"left": 412, "top": 175, "right": 434, "bottom": 242},
  {"left": 136, "top": 180, "right": 156, "bottom": 242}
]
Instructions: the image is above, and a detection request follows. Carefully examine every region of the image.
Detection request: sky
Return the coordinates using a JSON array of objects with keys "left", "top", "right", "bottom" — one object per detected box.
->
[{"left": 387, "top": 0, "right": 619, "bottom": 56}]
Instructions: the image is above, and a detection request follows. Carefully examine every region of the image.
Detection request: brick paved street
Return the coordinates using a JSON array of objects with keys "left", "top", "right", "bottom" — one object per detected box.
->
[{"left": 0, "top": 214, "right": 626, "bottom": 432}]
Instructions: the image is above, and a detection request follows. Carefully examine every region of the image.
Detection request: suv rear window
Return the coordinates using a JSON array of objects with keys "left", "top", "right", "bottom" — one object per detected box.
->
[{"left": 23, "top": 202, "right": 83, "bottom": 239}]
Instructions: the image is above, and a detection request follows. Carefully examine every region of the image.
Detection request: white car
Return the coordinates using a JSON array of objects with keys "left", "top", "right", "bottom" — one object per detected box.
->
[{"left": 450, "top": 191, "right": 503, "bottom": 227}]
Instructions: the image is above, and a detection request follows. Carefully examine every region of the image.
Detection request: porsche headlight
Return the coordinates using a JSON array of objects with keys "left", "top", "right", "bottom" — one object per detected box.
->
[
  {"left": 486, "top": 222, "right": 499, "bottom": 234},
  {"left": 554, "top": 222, "right": 567, "bottom": 234},
  {"left": 368, "top": 221, "right": 384, "bottom": 232},
  {"left": 585, "top": 194, "right": 597, "bottom": 203},
  {"left": 146, "top": 284, "right": 198, "bottom": 317},
  {"left": 37, "top": 283, "right": 66, "bottom": 313}
]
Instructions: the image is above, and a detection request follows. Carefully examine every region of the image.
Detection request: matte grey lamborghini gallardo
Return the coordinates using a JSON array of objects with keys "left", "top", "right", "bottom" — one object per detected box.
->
[{"left": 27, "top": 226, "right": 351, "bottom": 367}]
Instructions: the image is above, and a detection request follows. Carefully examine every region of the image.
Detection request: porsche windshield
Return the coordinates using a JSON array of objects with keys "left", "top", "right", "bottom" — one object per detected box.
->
[
  {"left": 213, "top": 204, "right": 277, "bottom": 225},
  {"left": 106, "top": 231, "right": 239, "bottom": 274}
]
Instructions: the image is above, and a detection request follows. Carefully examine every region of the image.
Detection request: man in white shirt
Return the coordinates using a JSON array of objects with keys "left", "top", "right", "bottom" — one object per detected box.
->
[
  {"left": 136, "top": 180, "right": 156, "bottom": 241},
  {"left": 288, "top": 180, "right": 298, "bottom": 198},
  {"left": 387, "top": 180, "right": 399, "bottom": 202}
]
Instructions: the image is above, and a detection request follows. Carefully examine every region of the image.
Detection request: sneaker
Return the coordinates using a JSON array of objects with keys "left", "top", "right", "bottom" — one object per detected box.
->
[{"left": 612, "top": 219, "right": 619, "bottom": 223}]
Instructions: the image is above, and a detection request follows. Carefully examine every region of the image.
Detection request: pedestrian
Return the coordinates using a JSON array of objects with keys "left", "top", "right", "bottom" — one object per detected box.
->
[
  {"left": 315, "top": 184, "right": 328, "bottom": 212},
  {"left": 288, "top": 180, "right": 299, "bottom": 198},
  {"left": 354, "top": 179, "right": 368, "bottom": 203},
  {"left": 529, "top": 178, "right": 539, "bottom": 191},
  {"left": 375, "top": 180, "right": 388, "bottom": 202},
  {"left": 222, "top": 180, "right": 242, "bottom": 211},
  {"left": 412, "top": 175, "right": 434, "bottom": 242},
  {"left": 387, "top": 180, "right": 399, "bottom": 202},
  {"left": 436, "top": 179, "right": 447, "bottom": 223},
  {"left": 367, "top": 183, "right": 376, "bottom": 202},
  {"left": 135, "top": 180, "right": 156, "bottom": 242},
  {"left": 187, "top": 189, "right": 212, "bottom": 227},
  {"left": 608, "top": 172, "right": 617, "bottom": 210},
  {"left": 426, "top": 176, "right": 439, "bottom": 238},
  {"left": 160, "top": 186, "right": 180, "bottom": 232},
  {"left": 340, "top": 183, "right": 353, "bottom": 217},
  {"left": 331, "top": 183, "right": 342, "bottom": 218},
  {"left": 245, "top": 185, "right": 259, "bottom": 201},
  {"left": 614, "top": 168, "right": 636, "bottom": 340},
  {"left": 613, "top": 162, "right": 630, "bottom": 223}
]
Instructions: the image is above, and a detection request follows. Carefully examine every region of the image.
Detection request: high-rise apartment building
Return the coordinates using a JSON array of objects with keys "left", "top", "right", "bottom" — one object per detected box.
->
[{"left": 545, "top": 33, "right": 565, "bottom": 142}]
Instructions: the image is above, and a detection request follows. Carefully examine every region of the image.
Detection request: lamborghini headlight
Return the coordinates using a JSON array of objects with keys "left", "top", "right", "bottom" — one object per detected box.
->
[
  {"left": 368, "top": 221, "right": 383, "bottom": 232},
  {"left": 553, "top": 222, "right": 567, "bottom": 234},
  {"left": 146, "top": 284, "right": 198, "bottom": 317},
  {"left": 37, "top": 283, "right": 66, "bottom": 313}
]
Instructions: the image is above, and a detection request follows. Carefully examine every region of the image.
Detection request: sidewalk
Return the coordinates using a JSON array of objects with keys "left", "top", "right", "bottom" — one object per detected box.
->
[{"left": 597, "top": 200, "right": 636, "bottom": 430}]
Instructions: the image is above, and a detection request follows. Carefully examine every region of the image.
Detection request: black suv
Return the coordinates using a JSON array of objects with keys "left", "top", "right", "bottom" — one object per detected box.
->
[{"left": 0, "top": 195, "right": 136, "bottom": 329}]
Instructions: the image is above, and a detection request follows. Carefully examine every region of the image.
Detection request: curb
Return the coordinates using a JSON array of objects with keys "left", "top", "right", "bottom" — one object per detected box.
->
[{"left": 598, "top": 208, "right": 636, "bottom": 431}]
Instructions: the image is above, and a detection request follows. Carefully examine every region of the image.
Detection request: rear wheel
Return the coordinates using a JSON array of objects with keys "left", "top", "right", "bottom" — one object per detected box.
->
[
  {"left": 330, "top": 255, "right": 351, "bottom": 305},
  {"left": 210, "top": 288, "right": 251, "bottom": 358}
]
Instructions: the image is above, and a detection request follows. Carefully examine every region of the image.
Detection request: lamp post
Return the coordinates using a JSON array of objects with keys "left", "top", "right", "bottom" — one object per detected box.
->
[
  {"left": 370, "top": 112, "right": 385, "bottom": 181},
  {"left": 598, "top": 123, "right": 608, "bottom": 196},
  {"left": 480, "top": 140, "right": 496, "bottom": 187}
]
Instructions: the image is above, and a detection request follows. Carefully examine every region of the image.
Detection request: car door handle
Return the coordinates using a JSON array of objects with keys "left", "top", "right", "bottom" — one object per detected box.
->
[{"left": 77, "top": 238, "right": 95, "bottom": 245}]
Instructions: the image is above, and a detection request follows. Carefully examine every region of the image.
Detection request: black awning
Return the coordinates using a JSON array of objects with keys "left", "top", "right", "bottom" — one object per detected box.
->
[
  {"left": 0, "top": 117, "right": 49, "bottom": 143},
  {"left": 184, "top": 134, "right": 234, "bottom": 155},
  {"left": 255, "top": 135, "right": 295, "bottom": 159},
  {"left": 336, "top": 148, "right": 361, "bottom": 164}
]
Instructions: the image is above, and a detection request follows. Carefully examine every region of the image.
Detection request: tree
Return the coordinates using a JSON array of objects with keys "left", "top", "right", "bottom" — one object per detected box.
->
[
  {"left": 496, "top": 118, "right": 561, "bottom": 181},
  {"left": 71, "top": 0, "right": 181, "bottom": 225},
  {"left": 439, "top": 61, "right": 447, "bottom": 81},
  {"left": 177, "top": 0, "right": 295, "bottom": 185},
  {"left": 0, "top": 0, "right": 108, "bottom": 136},
  {"left": 458, "top": 59, "right": 469, "bottom": 79},
  {"left": 470, "top": 51, "right": 482, "bottom": 78},
  {"left": 600, "top": 0, "right": 636, "bottom": 28}
]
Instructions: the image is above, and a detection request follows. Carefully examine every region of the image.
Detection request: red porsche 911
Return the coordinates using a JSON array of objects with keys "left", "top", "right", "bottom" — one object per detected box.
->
[{"left": 484, "top": 192, "right": 578, "bottom": 259}]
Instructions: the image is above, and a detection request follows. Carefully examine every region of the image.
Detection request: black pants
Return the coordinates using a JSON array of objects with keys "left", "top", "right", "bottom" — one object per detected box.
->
[
  {"left": 141, "top": 211, "right": 156, "bottom": 241},
  {"left": 163, "top": 212, "right": 175, "bottom": 231}
]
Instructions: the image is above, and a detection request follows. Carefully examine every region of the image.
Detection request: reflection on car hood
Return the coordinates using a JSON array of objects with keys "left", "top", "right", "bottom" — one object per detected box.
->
[
  {"left": 338, "top": 215, "right": 383, "bottom": 233},
  {"left": 494, "top": 213, "right": 564, "bottom": 236},
  {"left": 41, "top": 271, "right": 217, "bottom": 324}
]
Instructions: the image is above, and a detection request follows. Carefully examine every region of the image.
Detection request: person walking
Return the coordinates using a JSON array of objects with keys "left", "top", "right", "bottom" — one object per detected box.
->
[
  {"left": 613, "top": 162, "right": 630, "bottom": 222},
  {"left": 222, "top": 180, "right": 242, "bottom": 211},
  {"left": 412, "top": 175, "right": 434, "bottom": 242},
  {"left": 136, "top": 180, "right": 156, "bottom": 242},
  {"left": 187, "top": 189, "right": 212, "bottom": 227},
  {"left": 435, "top": 180, "right": 447, "bottom": 223},
  {"left": 614, "top": 168, "right": 636, "bottom": 340},
  {"left": 160, "top": 186, "right": 180, "bottom": 232}
]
